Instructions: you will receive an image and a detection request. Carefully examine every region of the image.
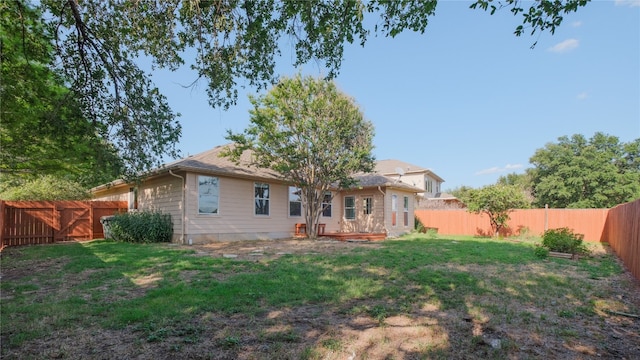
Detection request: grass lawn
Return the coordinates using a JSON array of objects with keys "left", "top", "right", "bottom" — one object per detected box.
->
[{"left": 1, "top": 234, "right": 639, "bottom": 359}]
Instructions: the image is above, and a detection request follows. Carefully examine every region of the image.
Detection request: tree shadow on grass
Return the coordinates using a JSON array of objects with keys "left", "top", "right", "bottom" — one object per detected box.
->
[{"left": 2, "top": 238, "right": 639, "bottom": 359}]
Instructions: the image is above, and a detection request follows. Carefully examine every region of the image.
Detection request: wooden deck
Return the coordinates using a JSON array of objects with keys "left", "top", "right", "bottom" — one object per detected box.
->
[{"left": 318, "top": 232, "right": 387, "bottom": 241}]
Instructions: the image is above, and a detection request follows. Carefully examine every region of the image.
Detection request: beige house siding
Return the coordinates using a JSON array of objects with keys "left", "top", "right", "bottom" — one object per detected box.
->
[
  {"left": 339, "top": 189, "right": 385, "bottom": 233},
  {"left": 401, "top": 173, "right": 425, "bottom": 192},
  {"left": 137, "top": 175, "right": 184, "bottom": 242},
  {"left": 184, "top": 173, "right": 341, "bottom": 243},
  {"left": 92, "top": 187, "right": 130, "bottom": 202}
]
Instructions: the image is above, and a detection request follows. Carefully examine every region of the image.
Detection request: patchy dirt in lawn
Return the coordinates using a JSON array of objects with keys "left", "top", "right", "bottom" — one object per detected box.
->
[
  {"left": 2, "top": 239, "right": 640, "bottom": 360},
  {"left": 171, "top": 238, "right": 385, "bottom": 261}
]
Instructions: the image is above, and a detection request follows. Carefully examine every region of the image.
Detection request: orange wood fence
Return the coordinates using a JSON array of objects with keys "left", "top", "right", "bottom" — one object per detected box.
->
[
  {"left": 415, "top": 208, "right": 609, "bottom": 241},
  {"left": 0, "top": 201, "right": 127, "bottom": 248},
  {"left": 600, "top": 199, "right": 640, "bottom": 281},
  {"left": 416, "top": 199, "right": 640, "bottom": 281}
]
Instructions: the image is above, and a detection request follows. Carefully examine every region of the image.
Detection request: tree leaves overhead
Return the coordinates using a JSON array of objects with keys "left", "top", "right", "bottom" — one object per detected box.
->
[
  {"left": 5, "top": 0, "right": 590, "bottom": 179},
  {"left": 0, "top": 2, "right": 122, "bottom": 187},
  {"left": 529, "top": 133, "right": 640, "bottom": 208},
  {"left": 470, "top": 0, "right": 590, "bottom": 43}
]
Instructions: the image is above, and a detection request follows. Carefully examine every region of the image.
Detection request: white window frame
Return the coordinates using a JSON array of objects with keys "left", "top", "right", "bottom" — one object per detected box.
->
[
  {"left": 391, "top": 194, "right": 398, "bottom": 227},
  {"left": 254, "top": 182, "right": 270, "bottom": 216},
  {"left": 363, "top": 196, "right": 373, "bottom": 215},
  {"left": 198, "top": 175, "right": 219, "bottom": 215},
  {"left": 344, "top": 196, "right": 355, "bottom": 220},
  {"left": 322, "top": 191, "right": 332, "bottom": 217},
  {"left": 289, "top": 186, "right": 302, "bottom": 217},
  {"left": 403, "top": 195, "right": 409, "bottom": 227}
]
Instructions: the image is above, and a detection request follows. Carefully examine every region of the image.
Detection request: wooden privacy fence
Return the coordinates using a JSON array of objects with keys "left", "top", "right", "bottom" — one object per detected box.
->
[
  {"left": 415, "top": 208, "right": 611, "bottom": 241},
  {"left": 416, "top": 199, "right": 640, "bottom": 281},
  {"left": 0, "top": 201, "right": 128, "bottom": 248},
  {"left": 601, "top": 199, "right": 640, "bottom": 282}
]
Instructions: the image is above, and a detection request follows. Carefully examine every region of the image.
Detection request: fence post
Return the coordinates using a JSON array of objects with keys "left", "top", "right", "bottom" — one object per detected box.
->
[
  {"left": 89, "top": 201, "right": 94, "bottom": 240},
  {"left": 544, "top": 204, "right": 548, "bottom": 232},
  {"left": 0, "top": 200, "right": 5, "bottom": 248}
]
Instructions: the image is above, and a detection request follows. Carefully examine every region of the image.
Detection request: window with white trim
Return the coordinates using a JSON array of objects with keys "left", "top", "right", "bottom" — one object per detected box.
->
[
  {"left": 322, "top": 192, "right": 332, "bottom": 217},
  {"left": 425, "top": 179, "right": 433, "bottom": 193},
  {"left": 344, "top": 196, "right": 355, "bottom": 220},
  {"left": 391, "top": 194, "right": 398, "bottom": 226},
  {"left": 363, "top": 197, "right": 373, "bottom": 215},
  {"left": 198, "top": 176, "right": 219, "bottom": 214},
  {"left": 289, "top": 186, "right": 301, "bottom": 217},
  {"left": 403, "top": 196, "right": 409, "bottom": 226},
  {"left": 254, "top": 182, "right": 270, "bottom": 216}
]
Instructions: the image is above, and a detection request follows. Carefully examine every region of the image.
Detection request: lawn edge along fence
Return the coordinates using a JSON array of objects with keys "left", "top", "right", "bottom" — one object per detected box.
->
[{"left": 416, "top": 198, "right": 640, "bottom": 281}]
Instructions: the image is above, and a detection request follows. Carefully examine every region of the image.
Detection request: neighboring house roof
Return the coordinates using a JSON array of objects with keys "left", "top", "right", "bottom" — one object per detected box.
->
[
  {"left": 426, "top": 192, "right": 457, "bottom": 200},
  {"left": 352, "top": 173, "right": 425, "bottom": 193},
  {"left": 375, "top": 159, "right": 445, "bottom": 183},
  {"left": 92, "top": 145, "right": 423, "bottom": 194}
]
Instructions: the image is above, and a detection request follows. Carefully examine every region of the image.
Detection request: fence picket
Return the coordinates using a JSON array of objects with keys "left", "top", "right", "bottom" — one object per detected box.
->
[{"left": 1, "top": 201, "right": 127, "bottom": 248}]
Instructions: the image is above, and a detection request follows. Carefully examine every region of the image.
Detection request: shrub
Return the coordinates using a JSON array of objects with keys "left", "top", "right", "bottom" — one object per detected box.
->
[
  {"left": 109, "top": 211, "right": 173, "bottom": 243},
  {"left": 534, "top": 245, "right": 550, "bottom": 259},
  {"left": 414, "top": 216, "right": 426, "bottom": 233},
  {"left": 541, "top": 227, "right": 589, "bottom": 255}
]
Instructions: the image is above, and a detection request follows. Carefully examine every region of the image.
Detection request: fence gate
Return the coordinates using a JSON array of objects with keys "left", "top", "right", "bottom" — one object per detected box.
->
[{"left": 1, "top": 201, "right": 127, "bottom": 248}]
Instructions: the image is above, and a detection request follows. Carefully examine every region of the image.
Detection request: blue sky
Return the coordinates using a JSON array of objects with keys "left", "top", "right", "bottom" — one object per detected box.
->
[{"left": 150, "top": 0, "right": 639, "bottom": 191}]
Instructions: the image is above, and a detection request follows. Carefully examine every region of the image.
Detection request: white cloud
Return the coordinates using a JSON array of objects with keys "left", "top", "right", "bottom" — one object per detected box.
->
[
  {"left": 615, "top": 0, "right": 640, "bottom": 7},
  {"left": 475, "top": 164, "right": 524, "bottom": 175},
  {"left": 577, "top": 92, "right": 588, "bottom": 100},
  {"left": 548, "top": 39, "right": 579, "bottom": 53},
  {"left": 571, "top": 21, "right": 582, "bottom": 27}
]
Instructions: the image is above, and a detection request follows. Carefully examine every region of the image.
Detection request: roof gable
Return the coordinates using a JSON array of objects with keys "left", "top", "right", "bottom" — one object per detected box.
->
[
  {"left": 375, "top": 159, "right": 445, "bottom": 183},
  {"left": 164, "top": 144, "right": 281, "bottom": 181}
]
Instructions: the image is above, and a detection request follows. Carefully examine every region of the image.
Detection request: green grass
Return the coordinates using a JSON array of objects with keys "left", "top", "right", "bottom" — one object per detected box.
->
[{"left": 1, "top": 236, "right": 637, "bottom": 359}]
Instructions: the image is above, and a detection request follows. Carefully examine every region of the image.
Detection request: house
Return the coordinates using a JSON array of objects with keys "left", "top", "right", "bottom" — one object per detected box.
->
[
  {"left": 374, "top": 159, "right": 463, "bottom": 208},
  {"left": 91, "top": 145, "right": 423, "bottom": 244}
]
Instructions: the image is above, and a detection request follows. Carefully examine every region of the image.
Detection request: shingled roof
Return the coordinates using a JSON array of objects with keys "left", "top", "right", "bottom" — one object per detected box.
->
[
  {"left": 160, "top": 144, "right": 282, "bottom": 181},
  {"left": 93, "top": 144, "right": 423, "bottom": 194}
]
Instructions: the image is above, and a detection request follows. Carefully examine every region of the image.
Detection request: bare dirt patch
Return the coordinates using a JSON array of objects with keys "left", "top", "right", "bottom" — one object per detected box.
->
[{"left": 169, "top": 238, "right": 384, "bottom": 261}]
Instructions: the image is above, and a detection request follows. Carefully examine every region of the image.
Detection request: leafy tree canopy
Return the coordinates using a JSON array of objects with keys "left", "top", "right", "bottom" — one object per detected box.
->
[
  {"left": 0, "top": 175, "right": 91, "bottom": 200},
  {"left": 6, "top": 0, "right": 591, "bottom": 176},
  {"left": 1, "top": 1, "right": 123, "bottom": 187},
  {"left": 224, "top": 74, "right": 375, "bottom": 238},
  {"left": 460, "top": 184, "right": 530, "bottom": 237},
  {"left": 529, "top": 133, "right": 640, "bottom": 208}
]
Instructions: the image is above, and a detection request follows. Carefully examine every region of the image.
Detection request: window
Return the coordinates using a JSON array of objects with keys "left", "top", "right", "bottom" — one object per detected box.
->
[
  {"left": 254, "top": 182, "right": 270, "bottom": 216},
  {"left": 322, "top": 192, "right": 332, "bottom": 217},
  {"left": 391, "top": 194, "right": 397, "bottom": 226},
  {"left": 289, "top": 186, "right": 301, "bottom": 217},
  {"left": 403, "top": 196, "right": 409, "bottom": 226},
  {"left": 128, "top": 187, "right": 138, "bottom": 210},
  {"left": 344, "top": 196, "right": 355, "bottom": 220},
  {"left": 425, "top": 179, "right": 433, "bottom": 193},
  {"left": 198, "top": 176, "right": 219, "bottom": 214},
  {"left": 363, "top": 197, "right": 373, "bottom": 215}
]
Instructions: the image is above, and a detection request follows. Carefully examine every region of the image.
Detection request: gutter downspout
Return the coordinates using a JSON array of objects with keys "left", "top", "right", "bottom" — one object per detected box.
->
[{"left": 169, "top": 170, "right": 186, "bottom": 244}]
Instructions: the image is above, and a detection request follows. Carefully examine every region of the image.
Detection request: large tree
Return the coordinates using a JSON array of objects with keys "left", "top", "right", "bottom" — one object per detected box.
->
[
  {"left": 5, "top": 0, "right": 590, "bottom": 175},
  {"left": 529, "top": 133, "right": 640, "bottom": 208},
  {"left": 0, "top": 1, "right": 123, "bottom": 187},
  {"left": 462, "top": 184, "right": 530, "bottom": 237},
  {"left": 224, "top": 74, "right": 375, "bottom": 238}
]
